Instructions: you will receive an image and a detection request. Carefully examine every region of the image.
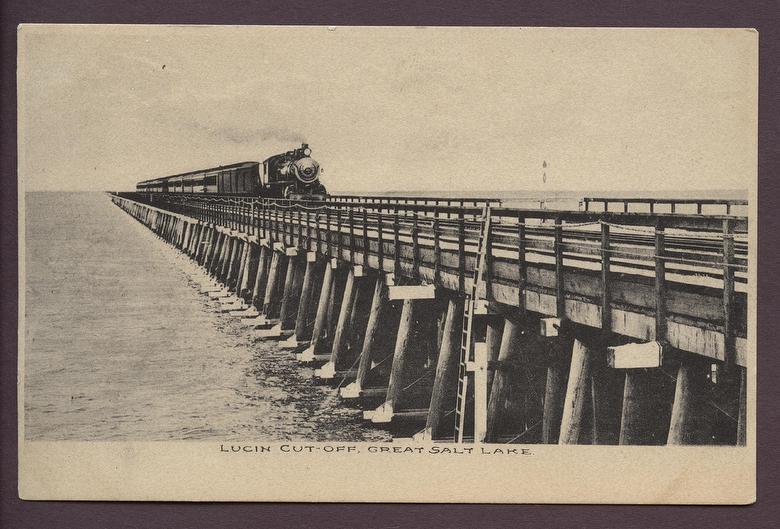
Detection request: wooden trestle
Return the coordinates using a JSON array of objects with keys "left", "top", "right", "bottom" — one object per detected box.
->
[{"left": 108, "top": 191, "right": 750, "bottom": 446}]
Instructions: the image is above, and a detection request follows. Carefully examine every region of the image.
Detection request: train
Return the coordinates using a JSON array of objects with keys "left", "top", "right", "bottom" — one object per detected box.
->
[{"left": 135, "top": 144, "right": 327, "bottom": 200}]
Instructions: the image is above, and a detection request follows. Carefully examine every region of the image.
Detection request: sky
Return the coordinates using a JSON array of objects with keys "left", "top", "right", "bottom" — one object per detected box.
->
[{"left": 18, "top": 26, "right": 757, "bottom": 194}]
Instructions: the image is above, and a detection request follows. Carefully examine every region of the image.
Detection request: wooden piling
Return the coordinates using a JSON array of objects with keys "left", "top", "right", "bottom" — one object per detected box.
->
[
  {"left": 192, "top": 224, "right": 203, "bottom": 258},
  {"left": 307, "top": 262, "right": 335, "bottom": 356},
  {"left": 226, "top": 238, "right": 242, "bottom": 288},
  {"left": 279, "top": 256, "right": 305, "bottom": 330},
  {"left": 203, "top": 227, "right": 217, "bottom": 266},
  {"left": 209, "top": 233, "right": 226, "bottom": 276},
  {"left": 262, "top": 251, "right": 283, "bottom": 317},
  {"left": 667, "top": 356, "right": 707, "bottom": 445},
  {"left": 203, "top": 230, "right": 218, "bottom": 272},
  {"left": 485, "top": 317, "right": 504, "bottom": 395},
  {"left": 541, "top": 362, "right": 566, "bottom": 444},
  {"left": 485, "top": 319, "right": 523, "bottom": 443},
  {"left": 347, "top": 273, "right": 373, "bottom": 355},
  {"left": 251, "top": 245, "right": 271, "bottom": 309},
  {"left": 618, "top": 369, "right": 673, "bottom": 445},
  {"left": 737, "top": 366, "right": 747, "bottom": 446},
  {"left": 221, "top": 236, "right": 237, "bottom": 284},
  {"left": 589, "top": 357, "right": 623, "bottom": 445},
  {"left": 240, "top": 243, "right": 260, "bottom": 301},
  {"left": 381, "top": 299, "right": 419, "bottom": 416},
  {"left": 294, "top": 256, "right": 318, "bottom": 343},
  {"left": 353, "top": 275, "right": 390, "bottom": 391},
  {"left": 233, "top": 241, "right": 249, "bottom": 293},
  {"left": 180, "top": 222, "right": 190, "bottom": 252},
  {"left": 559, "top": 339, "right": 594, "bottom": 444},
  {"left": 424, "top": 297, "right": 462, "bottom": 439},
  {"left": 197, "top": 225, "right": 208, "bottom": 261},
  {"left": 326, "top": 268, "right": 359, "bottom": 372},
  {"left": 185, "top": 223, "right": 196, "bottom": 256}
]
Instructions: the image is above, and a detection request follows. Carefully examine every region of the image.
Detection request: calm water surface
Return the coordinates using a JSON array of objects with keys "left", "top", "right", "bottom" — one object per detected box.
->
[{"left": 24, "top": 192, "right": 390, "bottom": 442}]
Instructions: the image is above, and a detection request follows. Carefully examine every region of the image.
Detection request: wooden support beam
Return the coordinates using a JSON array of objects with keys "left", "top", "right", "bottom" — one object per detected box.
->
[
  {"left": 298, "top": 261, "right": 335, "bottom": 362},
  {"left": 250, "top": 245, "right": 271, "bottom": 309},
  {"left": 542, "top": 362, "right": 566, "bottom": 444},
  {"left": 485, "top": 319, "right": 523, "bottom": 443},
  {"left": 226, "top": 239, "right": 242, "bottom": 288},
  {"left": 607, "top": 341, "right": 663, "bottom": 369},
  {"left": 326, "top": 267, "right": 348, "bottom": 347},
  {"left": 239, "top": 243, "right": 259, "bottom": 301},
  {"left": 372, "top": 298, "right": 419, "bottom": 423},
  {"left": 723, "top": 219, "right": 736, "bottom": 368},
  {"left": 485, "top": 317, "right": 504, "bottom": 395},
  {"left": 294, "top": 256, "right": 318, "bottom": 343},
  {"left": 517, "top": 216, "right": 526, "bottom": 314},
  {"left": 470, "top": 341, "right": 489, "bottom": 443},
  {"left": 221, "top": 236, "right": 237, "bottom": 283},
  {"left": 278, "top": 255, "right": 304, "bottom": 330},
  {"left": 540, "top": 317, "right": 561, "bottom": 338},
  {"left": 347, "top": 273, "right": 372, "bottom": 354},
  {"left": 346, "top": 274, "right": 390, "bottom": 397},
  {"left": 233, "top": 241, "right": 249, "bottom": 292},
  {"left": 261, "top": 251, "right": 283, "bottom": 318},
  {"left": 198, "top": 227, "right": 213, "bottom": 265},
  {"left": 559, "top": 339, "right": 594, "bottom": 444},
  {"left": 319, "top": 268, "right": 359, "bottom": 379},
  {"left": 589, "top": 357, "right": 623, "bottom": 445},
  {"left": 737, "top": 366, "right": 747, "bottom": 446},
  {"left": 388, "top": 284, "right": 436, "bottom": 300},
  {"left": 554, "top": 216, "right": 565, "bottom": 317},
  {"left": 192, "top": 225, "right": 205, "bottom": 260},
  {"left": 422, "top": 297, "right": 463, "bottom": 440},
  {"left": 207, "top": 231, "right": 222, "bottom": 275},
  {"left": 618, "top": 369, "right": 673, "bottom": 445},
  {"left": 667, "top": 356, "right": 708, "bottom": 445},
  {"left": 655, "top": 220, "right": 667, "bottom": 345},
  {"left": 601, "top": 222, "right": 611, "bottom": 332}
]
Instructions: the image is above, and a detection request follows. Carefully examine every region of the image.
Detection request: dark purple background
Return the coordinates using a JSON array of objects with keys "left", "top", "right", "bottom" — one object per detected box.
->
[{"left": 2, "top": 1, "right": 778, "bottom": 527}]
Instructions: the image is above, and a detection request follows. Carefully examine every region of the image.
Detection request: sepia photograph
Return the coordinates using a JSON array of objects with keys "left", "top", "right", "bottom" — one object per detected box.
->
[{"left": 17, "top": 25, "right": 756, "bottom": 503}]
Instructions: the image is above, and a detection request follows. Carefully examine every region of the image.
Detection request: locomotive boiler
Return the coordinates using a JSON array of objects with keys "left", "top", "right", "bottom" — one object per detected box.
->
[{"left": 135, "top": 144, "right": 327, "bottom": 200}]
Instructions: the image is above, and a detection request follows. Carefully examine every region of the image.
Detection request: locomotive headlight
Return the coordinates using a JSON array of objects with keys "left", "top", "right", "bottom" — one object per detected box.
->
[
  {"left": 293, "top": 157, "right": 320, "bottom": 183},
  {"left": 303, "top": 148, "right": 311, "bottom": 156}
]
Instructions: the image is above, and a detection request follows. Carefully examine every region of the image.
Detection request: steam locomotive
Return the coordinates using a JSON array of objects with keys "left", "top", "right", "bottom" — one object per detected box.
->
[{"left": 135, "top": 144, "right": 327, "bottom": 200}]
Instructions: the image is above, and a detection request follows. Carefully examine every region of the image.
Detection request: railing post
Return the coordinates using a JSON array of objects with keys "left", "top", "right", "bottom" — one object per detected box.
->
[
  {"left": 336, "top": 207, "right": 342, "bottom": 261},
  {"left": 517, "top": 215, "right": 526, "bottom": 313},
  {"left": 326, "top": 207, "right": 332, "bottom": 260},
  {"left": 601, "top": 222, "right": 611, "bottom": 332},
  {"left": 412, "top": 210, "right": 420, "bottom": 279},
  {"left": 349, "top": 207, "right": 355, "bottom": 264},
  {"left": 554, "top": 215, "right": 565, "bottom": 318},
  {"left": 723, "top": 219, "right": 735, "bottom": 367},
  {"left": 377, "top": 210, "right": 384, "bottom": 273},
  {"left": 457, "top": 209, "right": 465, "bottom": 293},
  {"left": 393, "top": 206, "right": 401, "bottom": 280},
  {"left": 433, "top": 210, "right": 441, "bottom": 286},
  {"left": 362, "top": 208, "right": 369, "bottom": 269},
  {"left": 655, "top": 219, "right": 667, "bottom": 345}
]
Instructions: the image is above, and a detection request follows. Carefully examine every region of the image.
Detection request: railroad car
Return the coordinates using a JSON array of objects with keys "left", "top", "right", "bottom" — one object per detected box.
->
[{"left": 135, "top": 144, "right": 327, "bottom": 200}]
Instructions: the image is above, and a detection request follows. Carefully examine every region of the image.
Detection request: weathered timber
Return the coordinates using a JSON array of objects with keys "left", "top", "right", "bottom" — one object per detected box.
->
[
  {"left": 299, "top": 261, "right": 335, "bottom": 361},
  {"left": 485, "top": 319, "right": 523, "bottom": 443},
  {"left": 423, "top": 297, "right": 463, "bottom": 439},
  {"left": 559, "top": 339, "right": 595, "bottom": 444},
  {"left": 293, "top": 255, "right": 319, "bottom": 343}
]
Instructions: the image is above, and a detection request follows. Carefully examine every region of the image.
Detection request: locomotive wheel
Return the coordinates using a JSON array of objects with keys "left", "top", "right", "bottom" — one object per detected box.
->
[{"left": 283, "top": 185, "right": 294, "bottom": 199}]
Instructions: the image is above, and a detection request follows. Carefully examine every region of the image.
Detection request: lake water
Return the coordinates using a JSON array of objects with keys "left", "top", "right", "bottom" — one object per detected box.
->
[{"left": 23, "top": 192, "right": 390, "bottom": 442}]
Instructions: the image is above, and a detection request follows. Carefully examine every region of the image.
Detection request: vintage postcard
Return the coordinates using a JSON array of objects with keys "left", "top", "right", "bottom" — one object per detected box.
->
[{"left": 18, "top": 25, "right": 756, "bottom": 503}]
